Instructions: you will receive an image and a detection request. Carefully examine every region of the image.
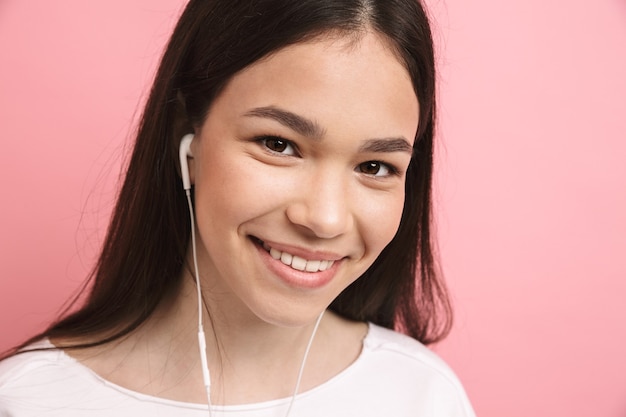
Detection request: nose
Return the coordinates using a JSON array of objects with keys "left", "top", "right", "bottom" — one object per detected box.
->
[{"left": 285, "top": 171, "right": 353, "bottom": 239}]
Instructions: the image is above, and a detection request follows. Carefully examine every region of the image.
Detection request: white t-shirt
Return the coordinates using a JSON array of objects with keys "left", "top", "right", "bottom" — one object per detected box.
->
[{"left": 0, "top": 323, "right": 475, "bottom": 416}]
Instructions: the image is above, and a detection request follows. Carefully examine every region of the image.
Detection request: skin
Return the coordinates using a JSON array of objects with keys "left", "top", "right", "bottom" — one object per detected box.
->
[{"left": 66, "top": 31, "right": 419, "bottom": 405}]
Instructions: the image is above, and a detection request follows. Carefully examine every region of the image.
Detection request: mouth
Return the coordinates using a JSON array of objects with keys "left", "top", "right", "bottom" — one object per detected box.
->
[{"left": 251, "top": 237, "right": 336, "bottom": 273}]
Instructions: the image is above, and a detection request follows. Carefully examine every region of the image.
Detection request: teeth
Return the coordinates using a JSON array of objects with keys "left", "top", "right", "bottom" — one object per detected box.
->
[
  {"left": 270, "top": 247, "right": 281, "bottom": 259},
  {"left": 291, "top": 256, "right": 306, "bottom": 271},
  {"left": 305, "top": 260, "right": 321, "bottom": 272},
  {"left": 280, "top": 252, "right": 293, "bottom": 265},
  {"left": 261, "top": 242, "right": 335, "bottom": 272}
]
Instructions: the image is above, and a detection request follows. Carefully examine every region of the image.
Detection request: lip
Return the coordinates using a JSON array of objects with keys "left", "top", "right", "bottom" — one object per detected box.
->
[{"left": 251, "top": 237, "right": 343, "bottom": 289}]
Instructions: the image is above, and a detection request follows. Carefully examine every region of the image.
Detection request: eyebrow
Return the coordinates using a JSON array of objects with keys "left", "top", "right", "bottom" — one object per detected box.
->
[
  {"left": 244, "top": 106, "right": 325, "bottom": 139},
  {"left": 244, "top": 105, "right": 413, "bottom": 154},
  {"left": 359, "top": 138, "right": 413, "bottom": 155}
]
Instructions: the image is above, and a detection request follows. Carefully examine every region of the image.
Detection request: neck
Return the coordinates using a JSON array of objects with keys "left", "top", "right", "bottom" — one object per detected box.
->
[{"left": 165, "top": 274, "right": 329, "bottom": 405}]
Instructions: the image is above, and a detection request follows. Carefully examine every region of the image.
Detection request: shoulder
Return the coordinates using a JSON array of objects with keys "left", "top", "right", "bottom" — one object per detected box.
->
[
  {"left": 363, "top": 323, "right": 458, "bottom": 377},
  {"left": 0, "top": 340, "right": 206, "bottom": 417},
  {"left": 0, "top": 339, "right": 64, "bottom": 388},
  {"left": 0, "top": 339, "right": 98, "bottom": 416},
  {"left": 352, "top": 323, "right": 476, "bottom": 416}
]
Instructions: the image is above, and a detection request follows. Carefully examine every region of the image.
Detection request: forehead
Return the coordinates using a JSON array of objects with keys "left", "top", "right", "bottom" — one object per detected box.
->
[{"left": 206, "top": 31, "right": 420, "bottom": 143}]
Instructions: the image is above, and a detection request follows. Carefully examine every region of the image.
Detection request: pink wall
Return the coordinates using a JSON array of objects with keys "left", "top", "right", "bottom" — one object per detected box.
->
[{"left": 1, "top": 1, "right": 625, "bottom": 416}]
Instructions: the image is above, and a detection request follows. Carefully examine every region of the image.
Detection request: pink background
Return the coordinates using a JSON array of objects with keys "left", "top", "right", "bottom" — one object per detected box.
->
[{"left": 1, "top": 1, "right": 625, "bottom": 416}]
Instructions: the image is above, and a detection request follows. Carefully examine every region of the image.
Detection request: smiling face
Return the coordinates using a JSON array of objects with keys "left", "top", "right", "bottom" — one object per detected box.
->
[{"left": 188, "top": 31, "right": 419, "bottom": 327}]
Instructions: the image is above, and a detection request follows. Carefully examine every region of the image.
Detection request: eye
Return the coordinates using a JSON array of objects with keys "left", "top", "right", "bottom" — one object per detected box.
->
[
  {"left": 357, "top": 161, "right": 398, "bottom": 177},
  {"left": 259, "top": 136, "right": 297, "bottom": 156}
]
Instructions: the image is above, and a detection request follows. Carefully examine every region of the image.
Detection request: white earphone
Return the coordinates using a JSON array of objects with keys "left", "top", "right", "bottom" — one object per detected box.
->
[
  {"left": 179, "top": 134, "right": 213, "bottom": 415},
  {"left": 179, "top": 133, "right": 194, "bottom": 191}
]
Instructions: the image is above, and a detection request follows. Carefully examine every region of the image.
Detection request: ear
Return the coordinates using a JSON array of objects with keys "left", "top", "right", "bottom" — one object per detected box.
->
[
  {"left": 188, "top": 130, "right": 199, "bottom": 186},
  {"left": 188, "top": 143, "right": 196, "bottom": 186}
]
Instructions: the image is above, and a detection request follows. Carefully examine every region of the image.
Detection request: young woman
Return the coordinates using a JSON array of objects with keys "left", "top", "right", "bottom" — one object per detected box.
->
[{"left": 0, "top": 0, "right": 475, "bottom": 415}]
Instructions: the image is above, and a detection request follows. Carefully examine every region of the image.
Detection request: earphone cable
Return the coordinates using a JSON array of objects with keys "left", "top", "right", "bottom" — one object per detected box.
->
[
  {"left": 186, "top": 190, "right": 213, "bottom": 417},
  {"left": 284, "top": 310, "right": 324, "bottom": 417}
]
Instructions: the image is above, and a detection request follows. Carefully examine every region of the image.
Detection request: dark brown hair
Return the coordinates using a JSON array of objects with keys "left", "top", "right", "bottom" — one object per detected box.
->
[{"left": 6, "top": 0, "right": 451, "bottom": 357}]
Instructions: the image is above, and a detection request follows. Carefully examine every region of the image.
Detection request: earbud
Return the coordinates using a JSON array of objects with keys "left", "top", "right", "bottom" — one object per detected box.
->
[{"left": 179, "top": 134, "right": 194, "bottom": 191}]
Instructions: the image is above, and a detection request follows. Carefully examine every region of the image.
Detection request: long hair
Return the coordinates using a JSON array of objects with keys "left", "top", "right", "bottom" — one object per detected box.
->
[{"left": 7, "top": 0, "right": 451, "bottom": 356}]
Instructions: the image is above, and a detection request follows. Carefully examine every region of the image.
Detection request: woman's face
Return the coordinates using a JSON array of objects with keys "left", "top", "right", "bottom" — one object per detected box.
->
[{"left": 189, "top": 32, "right": 419, "bottom": 326}]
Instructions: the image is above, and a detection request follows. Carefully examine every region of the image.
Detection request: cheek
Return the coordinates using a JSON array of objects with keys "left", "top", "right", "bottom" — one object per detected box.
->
[
  {"left": 193, "top": 148, "right": 249, "bottom": 232},
  {"left": 194, "top": 148, "right": 286, "bottom": 225},
  {"left": 358, "top": 190, "right": 406, "bottom": 256}
]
